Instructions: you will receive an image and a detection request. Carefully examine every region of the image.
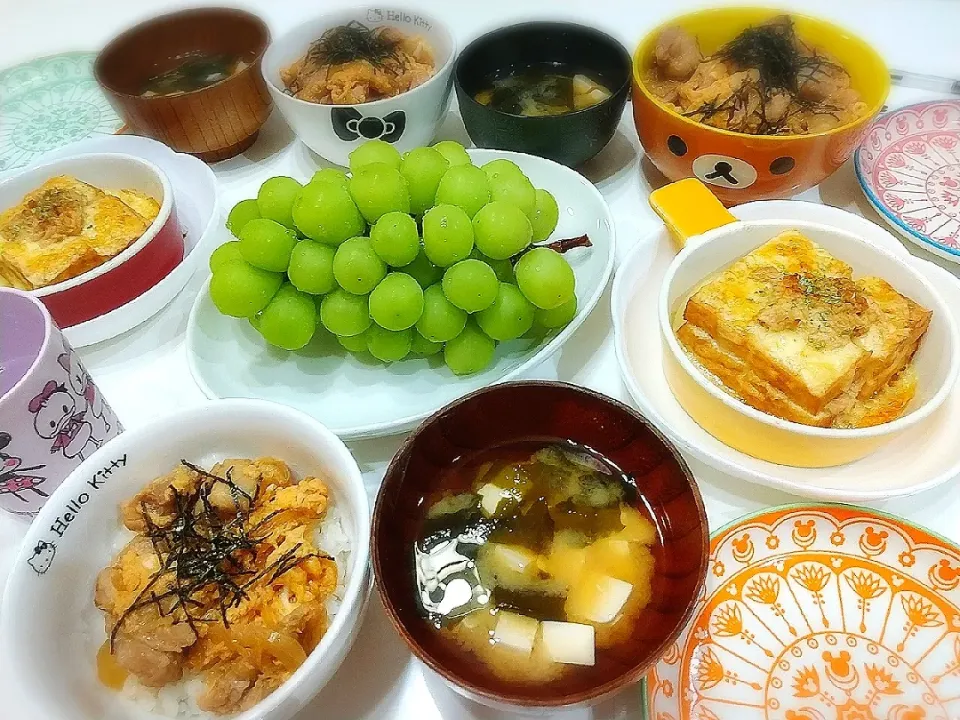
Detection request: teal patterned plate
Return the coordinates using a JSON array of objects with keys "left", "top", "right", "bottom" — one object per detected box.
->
[{"left": 0, "top": 51, "right": 123, "bottom": 174}]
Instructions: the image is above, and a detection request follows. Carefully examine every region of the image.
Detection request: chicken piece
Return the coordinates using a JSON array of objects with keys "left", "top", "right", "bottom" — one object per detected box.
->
[
  {"left": 797, "top": 62, "right": 850, "bottom": 104},
  {"left": 654, "top": 27, "right": 701, "bottom": 81},
  {"left": 212, "top": 457, "right": 293, "bottom": 494},
  {"left": 238, "top": 674, "right": 287, "bottom": 713},
  {"left": 121, "top": 464, "right": 201, "bottom": 532},
  {"left": 198, "top": 661, "right": 259, "bottom": 714},
  {"left": 113, "top": 634, "right": 184, "bottom": 688},
  {"left": 764, "top": 91, "right": 792, "bottom": 125},
  {"left": 94, "top": 536, "right": 162, "bottom": 617}
]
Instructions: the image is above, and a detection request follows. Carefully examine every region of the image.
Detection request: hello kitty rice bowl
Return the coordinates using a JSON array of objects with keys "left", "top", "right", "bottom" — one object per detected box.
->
[
  {"left": 261, "top": 6, "right": 456, "bottom": 166},
  {"left": 0, "top": 399, "right": 371, "bottom": 720},
  {"left": 0, "top": 287, "right": 121, "bottom": 519}
]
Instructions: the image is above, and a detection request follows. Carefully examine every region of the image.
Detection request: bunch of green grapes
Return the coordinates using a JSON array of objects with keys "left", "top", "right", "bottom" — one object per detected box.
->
[{"left": 209, "top": 139, "right": 579, "bottom": 376}]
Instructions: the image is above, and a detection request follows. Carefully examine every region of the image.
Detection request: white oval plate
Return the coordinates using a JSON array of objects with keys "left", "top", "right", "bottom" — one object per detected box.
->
[
  {"left": 613, "top": 201, "right": 960, "bottom": 502},
  {"left": 186, "top": 149, "right": 615, "bottom": 440},
  {"left": 35, "top": 135, "right": 219, "bottom": 347}
]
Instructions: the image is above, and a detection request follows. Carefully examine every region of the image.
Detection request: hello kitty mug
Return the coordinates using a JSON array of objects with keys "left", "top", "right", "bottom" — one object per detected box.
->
[{"left": 0, "top": 288, "right": 121, "bottom": 518}]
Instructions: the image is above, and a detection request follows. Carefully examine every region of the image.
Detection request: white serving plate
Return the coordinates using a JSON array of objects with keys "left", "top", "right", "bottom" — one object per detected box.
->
[
  {"left": 613, "top": 201, "right": 960, "bottom": 501},
  {"left": 186, "top": 149, "right": 615, "bottom": 440},
  {"left": 0, "top": 399, "right": 372, "bottom": 720},
  {"left": 36, "top": 135, "right": 219, "bottom": 347}
]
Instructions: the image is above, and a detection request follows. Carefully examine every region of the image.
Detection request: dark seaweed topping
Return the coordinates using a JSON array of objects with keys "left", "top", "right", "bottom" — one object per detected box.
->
[
  {"left": 305, "top": 21, "right": 401, "bottom": 67},
  {"left": 688, "top": 16, "right": 845, "bottom": 135},
  {"left": 109, "top": 461, "right": 327, "bottom": 649},
  {"left": 717, "top": 17, "right": 804, "bottom": 92}
]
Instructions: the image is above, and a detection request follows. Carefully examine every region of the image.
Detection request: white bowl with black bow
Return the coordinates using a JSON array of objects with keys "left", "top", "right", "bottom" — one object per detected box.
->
[{"left": 262, "top": 6, "right": 456, "bottom": 166}]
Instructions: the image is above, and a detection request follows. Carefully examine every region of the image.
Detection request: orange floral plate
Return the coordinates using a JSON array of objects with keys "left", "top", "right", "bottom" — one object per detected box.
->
[{"left": 643, "top": 504, "right": 960, "bottom": 720}]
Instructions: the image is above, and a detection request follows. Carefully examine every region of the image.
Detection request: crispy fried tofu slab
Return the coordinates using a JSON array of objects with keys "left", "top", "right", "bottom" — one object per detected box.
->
[
  {"left": 0, "top": 176, "right": 159, "bottom": 290},
  {"left": 678, "top": 231, "right": 931, "bottom": 429}
]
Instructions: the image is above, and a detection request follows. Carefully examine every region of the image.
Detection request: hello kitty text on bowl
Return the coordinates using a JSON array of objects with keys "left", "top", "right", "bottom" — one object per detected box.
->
[
  {"left": 261, "top": 6, "right": 456, "bottom": 166},
  {"left": 0, "top": 399, "right": 371, "bottom": 720},
  {"left": 856, "top": 100, "right": 960, "bottom": 263},
  {"left": 0, "top": 288, "right": 121, "bottom": 519},
  {"left": 0, "top": 152, "right": 183, "bottom": 329}
]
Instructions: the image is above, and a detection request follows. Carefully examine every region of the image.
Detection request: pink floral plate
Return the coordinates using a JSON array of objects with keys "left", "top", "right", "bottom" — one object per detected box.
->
[
  {"left": 856, "top": 101, "right": 960, "bottom": 262},
  {"left": 644, "top": 504, "right": 960, "bottom": 720}
]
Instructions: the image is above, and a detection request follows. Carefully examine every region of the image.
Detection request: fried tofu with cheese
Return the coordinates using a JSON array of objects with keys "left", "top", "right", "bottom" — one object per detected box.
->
[
  {"left": 677, "top": 231, "right": 931, "bottom": 429},
  {"left": 0, "top": 176, "right": 159, "bottom": 290}
]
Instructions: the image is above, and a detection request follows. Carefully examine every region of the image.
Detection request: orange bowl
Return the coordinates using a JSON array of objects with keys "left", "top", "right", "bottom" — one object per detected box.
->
[{"left": 632, "top": 7, "right": 889, "bottom": 204}]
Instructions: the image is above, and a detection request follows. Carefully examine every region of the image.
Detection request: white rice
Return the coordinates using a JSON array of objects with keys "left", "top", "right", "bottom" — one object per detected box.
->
[{"left": 89, "top": 499, "right": 352, "bottom": 718}]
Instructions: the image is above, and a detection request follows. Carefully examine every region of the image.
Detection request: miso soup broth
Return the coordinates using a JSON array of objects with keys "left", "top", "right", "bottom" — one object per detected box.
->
[
  {"left": 413, "top": 440, "right": 657, "bottom": 690},
  {"left": 140, "top": 52, "right": 249, "bottom": 97},
  {"left": 474, "top": 63, "right": 613, "bottom": 117}
]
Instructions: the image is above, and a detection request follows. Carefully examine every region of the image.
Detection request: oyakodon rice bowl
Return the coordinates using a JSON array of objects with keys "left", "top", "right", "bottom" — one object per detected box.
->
[{"left": 0, "top": 400, "right": 372, "bottom": 720}]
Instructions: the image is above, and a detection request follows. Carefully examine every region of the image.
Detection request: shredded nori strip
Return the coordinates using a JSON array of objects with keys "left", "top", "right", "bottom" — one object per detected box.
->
[
  {"left": 109, "top": 461, "right": 328, "bottom": 649},
  {"left": 687, "top": 17, "right": 845, "bottom": 135},
  {"left": 305, "top": 21, "right": 402, "bottom": 68}
]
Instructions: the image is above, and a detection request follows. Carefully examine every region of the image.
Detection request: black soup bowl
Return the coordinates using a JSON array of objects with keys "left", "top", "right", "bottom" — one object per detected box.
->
[{"left": 455, "top": 22, "right": 632, "bottom": 167}]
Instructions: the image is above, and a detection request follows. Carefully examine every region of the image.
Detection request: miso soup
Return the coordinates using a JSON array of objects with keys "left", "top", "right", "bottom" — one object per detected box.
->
[
  {"left": 413, "top": 440, "right": 657, "bottom": 689},
  {"left": 140, "top": 52, "right": 249, "bottom": 97},
  {"left": 474, "top": 63, "right": 613, "bottom": 117}
]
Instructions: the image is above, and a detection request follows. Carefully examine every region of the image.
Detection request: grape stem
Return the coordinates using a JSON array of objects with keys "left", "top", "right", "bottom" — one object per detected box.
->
[
  {"left": 542, "top": 234, "right": 592, "bottom": 253},
  {"left": 512, "top": 234, "right": 592, "bottom": 264}
]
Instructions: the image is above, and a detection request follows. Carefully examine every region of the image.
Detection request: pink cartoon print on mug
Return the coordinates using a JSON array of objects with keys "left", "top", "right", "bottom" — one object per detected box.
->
[
  {"left": 58, "top": 351, "right": 112, "bottom": 435},
  {"left": 0, "top": 433, "right": 48, "bottom": 510},
  {"left": 28, "top": 380, "right": 102, "bottom": 460}
]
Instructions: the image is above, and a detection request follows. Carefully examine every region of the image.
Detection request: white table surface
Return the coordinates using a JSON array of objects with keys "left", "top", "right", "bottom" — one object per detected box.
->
[{"left": 2, "top": 1, "right": 960, "bottom": 718}]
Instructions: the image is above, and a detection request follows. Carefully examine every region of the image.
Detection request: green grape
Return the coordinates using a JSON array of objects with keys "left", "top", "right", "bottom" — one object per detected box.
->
[
  {"left": 209, "top": 241, "right": 244, "bottom": 273},
  {"left": 320, "top": 289, "right": 371, "bottom": 336},
  {"left": 411, "top": 331, "right": 443, "bottom": 356},
  {"left": 482, "top": 158, "right": 526, "bottom": 183},
  {"left": 288, "top": 240, "right": 336, "bottom": 295},
  {"left": 257, "top": 176, "right": 302, "bottom": 229},
  {"left": 441, "top": 259, "right": 499, "bottom": 313},
  {"left": 401, "top": 146, "right": 450, "bottom": 215},
  {"left": 472, "top": 201, "right": 533, "bottom": 260},
  {"left": 404, "top": 249, "right": 443, "bottom": 287},
  {"left": 488, "top": 257, "right": 515, "bottom": 283},
  {"left": 369, "top": 273, "right": 424, "bottom": 331},
  {"left": 310, "top": 168, "right": 349, "bottom": 189},
  {"left": 432, "top": 140, "right": 472, "bottom": 167},
  {"left": 422, "top": 204, "right": 474, "bottom": 267},
  {"left": 292, "top": 181, "right": 365, "bottom": 246},
  {"left": 257, "top": 284, "right": 317, "bottom": 350},
  {"left": 488, "top": 171, "right": 536, "bottom": 218},
  {"left": 349, "top": 162, "right": 411, "bottom": 223},
  {"left": 338, "top": 330, "right": 369, "bottom": 353},
  {"left": 333, "top": 237, "right": 387, "bottom": 294},
  {"left": 226, "top": 199, "right": 261, "bottom": 237},
  {"left": 535, "top": 295, "right": 577, "bottom": 328},
  {"left": 370, "top": 212, "right": 420, "bottom": 267},
  {"left": 476, "top": 283, "right": 535, "bottom": 341},
  {"left": 444, "top": 321, "right": 495, "bottom": 376},
  {"left": 530, "top": 188, "right": 560, "bottom": 242},
  {"left": 417, "top": 283, "right": 467, "bottom": 342},
  {"left": 209, "top": 260, "right": 283, "bottom": 318},
  {"left": 515, "top": 248, "right": 575, "bottom": 309},
  {"left": 239, "top": 218, "right": 298, "bottom": 272},
  {"left": 349, "top": 139, "right": 402, "bottom": 172},
  {"left": 366, "top": 325, "right": 412, "bottom": 362},
  {"left": 435, "top": 164, "right": 490, "bottom": 218}
]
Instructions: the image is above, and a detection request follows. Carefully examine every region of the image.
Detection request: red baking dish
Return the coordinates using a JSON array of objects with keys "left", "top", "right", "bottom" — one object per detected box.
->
[{"left": 0, "top": 153, "right": 183, "bottom": 328}]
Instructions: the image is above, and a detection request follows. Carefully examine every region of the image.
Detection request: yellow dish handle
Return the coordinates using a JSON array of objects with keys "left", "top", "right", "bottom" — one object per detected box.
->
[{"left": 649, "top": 178, "right": 737, "bottom": 249}]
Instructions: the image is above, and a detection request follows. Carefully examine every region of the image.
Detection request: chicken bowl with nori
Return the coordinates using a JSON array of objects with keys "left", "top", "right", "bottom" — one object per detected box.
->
[
  {"left": 631, "top": 7, "right": 889, "bottom": 204},
  {"left": 0, "top": 400, "right": 371, "bottom": 720}
]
